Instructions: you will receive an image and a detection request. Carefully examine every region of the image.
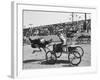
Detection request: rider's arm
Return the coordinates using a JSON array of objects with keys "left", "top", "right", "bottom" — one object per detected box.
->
[{"left": 58, "top": 35, "right": 64, "bottom": 44}]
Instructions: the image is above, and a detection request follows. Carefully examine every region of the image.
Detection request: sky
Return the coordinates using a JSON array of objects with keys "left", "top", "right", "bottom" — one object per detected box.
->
[{"left": 23, "top": 10, "right": 91, "bottom": 28}]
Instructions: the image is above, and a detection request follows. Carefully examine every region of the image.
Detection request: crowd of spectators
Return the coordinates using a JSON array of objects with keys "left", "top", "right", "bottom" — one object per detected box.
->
[{"left": 23, "top": 19, "right": 91, "bottom": 45}]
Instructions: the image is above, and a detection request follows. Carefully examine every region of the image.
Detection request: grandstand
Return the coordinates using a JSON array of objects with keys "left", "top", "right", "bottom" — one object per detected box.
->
[{"left": 23, "top": 19, "right": 91, "bottom": 37}]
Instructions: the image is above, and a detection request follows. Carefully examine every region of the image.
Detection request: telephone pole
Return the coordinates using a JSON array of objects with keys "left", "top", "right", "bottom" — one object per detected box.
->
[
  {"left": 85, "top": 13, "right": 87, "bottom": 32},
  {"left": 72, "top": 12, "right": 74, "bottom": 23}
]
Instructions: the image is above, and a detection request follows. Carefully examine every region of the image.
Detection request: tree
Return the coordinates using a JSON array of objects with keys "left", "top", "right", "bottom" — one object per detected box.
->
[{"left": 48, "top": 26, "right": 54, "bottom": 35}]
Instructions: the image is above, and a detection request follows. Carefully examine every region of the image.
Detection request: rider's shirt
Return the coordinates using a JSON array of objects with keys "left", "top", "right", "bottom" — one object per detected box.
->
[{"left": 59, "top": 34, "right": 66, "bottom": 45}]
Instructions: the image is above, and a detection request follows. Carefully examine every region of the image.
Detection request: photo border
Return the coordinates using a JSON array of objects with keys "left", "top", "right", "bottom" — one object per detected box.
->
[{"left": 11, "top": 1, "right": 97, "bottom": 78}]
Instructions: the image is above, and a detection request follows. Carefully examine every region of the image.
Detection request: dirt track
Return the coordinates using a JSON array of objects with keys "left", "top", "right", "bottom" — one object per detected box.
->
[{"left": 23, "top": 44, "right": 91, "bottom": 69}]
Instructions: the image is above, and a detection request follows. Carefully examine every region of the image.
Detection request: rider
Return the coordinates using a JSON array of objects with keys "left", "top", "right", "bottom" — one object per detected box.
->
[
  {"left": 55, "top": 29, "right": 67, "bottom": 52},
  {"left": 57, "top": 30, "right": 66, "bottom": 45}
]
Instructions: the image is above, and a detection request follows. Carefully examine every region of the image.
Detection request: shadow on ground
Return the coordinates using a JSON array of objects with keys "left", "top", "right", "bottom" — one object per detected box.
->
[
  {"left": 41, "top": 60, "right": 74, "bottom": 67},
  {"left": 23, "top": 59, "right": 43, "bottom": 63},
  {"left": 23, "top": 59, "right": 78, "bottom": 67},
  {"left": 41, "top": 60, "right": 70, "bottom": 64}
]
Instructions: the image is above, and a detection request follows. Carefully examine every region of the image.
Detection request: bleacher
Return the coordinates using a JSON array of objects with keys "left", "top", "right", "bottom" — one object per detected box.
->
[{"left": 23, "top": 19, "right": 91, "bottom": 45}]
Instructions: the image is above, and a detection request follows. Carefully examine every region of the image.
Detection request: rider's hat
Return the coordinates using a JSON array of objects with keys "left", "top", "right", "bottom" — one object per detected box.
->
[
  {"left": 58, "top": 29, "right": 63, "bottom": 32},
  {"left": 57, "top": 29, "right": 63, "bottom": 35}
]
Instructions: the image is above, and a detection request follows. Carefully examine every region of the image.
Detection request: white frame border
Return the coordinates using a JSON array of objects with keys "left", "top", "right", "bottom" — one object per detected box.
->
[{"left": 11, "top": 1, "right": 97, "bottom": 78}]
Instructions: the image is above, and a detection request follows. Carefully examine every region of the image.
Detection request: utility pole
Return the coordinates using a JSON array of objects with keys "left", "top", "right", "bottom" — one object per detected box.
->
[
  {"left": 72, "top": 12, "right": 74, "bottom": 23},
  {"left": 85, "top": 13, "right": 87, "bottom": 32},
  {"left": 83, "top": 13, "right": 87, "bottom": 32}
]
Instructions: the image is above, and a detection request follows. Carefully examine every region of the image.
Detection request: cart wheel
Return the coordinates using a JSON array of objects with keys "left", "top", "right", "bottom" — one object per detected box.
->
[
  {"left": 55, "top": 52, "right": 62, "bottom": 58},
  {"left": 68, "top": 51, "right": 81, "bottom": 66},
  {"left": 75, "top": 46, "right": 84, "bottom": 57},
  {"left": 46, "top": 51, "right": 57, "bottom": 64}
]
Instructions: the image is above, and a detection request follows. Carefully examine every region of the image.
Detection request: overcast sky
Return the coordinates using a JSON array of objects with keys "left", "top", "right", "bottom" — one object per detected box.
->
[{"left": 23, "top": 10, "right": 91, "bottom": 28}]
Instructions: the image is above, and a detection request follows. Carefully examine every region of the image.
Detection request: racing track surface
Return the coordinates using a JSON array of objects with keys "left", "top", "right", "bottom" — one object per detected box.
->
[{"left": 23, "top": 43, "right": 91, "bottom": 69}]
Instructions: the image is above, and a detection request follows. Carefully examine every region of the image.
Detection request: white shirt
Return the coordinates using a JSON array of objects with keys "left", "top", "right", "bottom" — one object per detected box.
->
[{"left": 59, "top": 34, "right": 66, "bottom": 45}]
